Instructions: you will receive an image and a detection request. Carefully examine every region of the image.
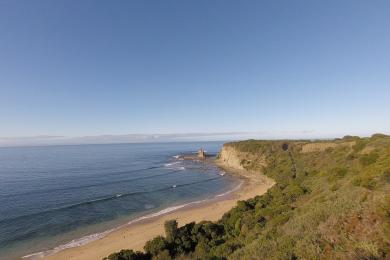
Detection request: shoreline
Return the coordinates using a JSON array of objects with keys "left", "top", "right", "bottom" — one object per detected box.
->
[{"left": 35, "top": 161, "right": 274, "bottom": 260}]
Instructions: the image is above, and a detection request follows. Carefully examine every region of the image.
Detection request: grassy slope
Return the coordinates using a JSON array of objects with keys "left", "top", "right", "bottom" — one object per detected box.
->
[
  {"left": 227, "top": 135, "right": 390, "bottom": 260},
  {"left": 106, "top": 135, "right": 390, "bottom": 260}
]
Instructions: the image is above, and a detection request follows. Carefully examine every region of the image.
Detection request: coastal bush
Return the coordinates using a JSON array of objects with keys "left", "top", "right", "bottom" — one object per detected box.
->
[
  {"left": 105, "top": 135, "right": 390, "bottom": 260},
  {"left": 330, "top": 183, "right": 340, "bottom": 191},
  {"left": 359, "top": 151, "right": 379, "bottom": 166},
  {"left": 152, "top": 250, "right": 171, "bottom": 260},
  {"left": 353, "top": 139, "right": 368, "bottom": 152},
  {"left": 144, "top": 236, "right": 168, "bottom": 256},
  {"left": 164, "top": 220, "right": 178, "bottom": 242},
  {"left": 104, "top": 250, "right": 150, "bottom": 260},
  {"left": 343, "top": 135, "right": 360, "bottom": 140},
  {"left": 371, "top": 133, "right": 388, "bottom": 139},
  {"left": 382, "top": 169, "right": 390, "bottom": 182},
  {"left": 352, "top": 176, "right": 377, "bottom": 190},
  {"left": 327, "top": 167, "right": 348, "bottom": 182}
]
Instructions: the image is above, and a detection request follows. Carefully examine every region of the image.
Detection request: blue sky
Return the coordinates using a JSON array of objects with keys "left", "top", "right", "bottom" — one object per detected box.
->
[{"left": 0, "top": 0, "right": 389, "bottom": 142}]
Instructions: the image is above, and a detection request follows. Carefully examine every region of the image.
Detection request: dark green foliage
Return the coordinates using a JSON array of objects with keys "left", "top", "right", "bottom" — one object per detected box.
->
[
  {"left": 141, "top": 220, "right": 226, "bottom": 259},
  {"left": 330, "top": 183, "right": 340, "bottom": 191},
  {"left": 240, "top": 159, "right": 251, "bottom": 169},
  {"left": 327, "top": 167, "right": 348, "bottom": 182},
  {"left": 106, "top": 135, "right": 390, "bottom": 260},
  {"left": 352, "top": 176, "right": 377, "bottom": 190},
  {"left": 359, "top": 151, "right": 379, "bottom": 166},
  {"left": 353, "top": 139, "right": 369, "bottom": 152},
  {"left": 104, "top": 250, "right": 150, "bottom": 260},
  {"left": 382, "top": 169, "right": 390, "bottom": 183},
  {"left": 152, "top": 250, "right": 171, "bottom": 260},
  {"left": 371, "top": 133, "right": 388, "bottom": 139},
  {"left": 343, "top": 135, "right": 361, "bottom": 141},
  {"left": 164, "top": 219, "right": 178, "bottom": 242},
  {"left": 144, "top": 236, "right": 168, "bottom": 256}
]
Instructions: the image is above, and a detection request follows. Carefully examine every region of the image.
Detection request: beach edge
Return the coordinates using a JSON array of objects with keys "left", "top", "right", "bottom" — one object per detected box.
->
[{"left": 40, "top": 158, "right": 274, "bottom": 260}]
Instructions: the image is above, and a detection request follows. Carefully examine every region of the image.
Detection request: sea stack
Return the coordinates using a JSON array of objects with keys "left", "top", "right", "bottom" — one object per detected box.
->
[{"left": 198, "top": 148, "right": 206, "bottom": 158}]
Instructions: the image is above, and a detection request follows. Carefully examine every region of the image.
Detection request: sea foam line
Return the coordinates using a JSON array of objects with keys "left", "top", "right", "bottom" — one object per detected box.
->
[
  {"left": 215, "top": 181, "right": 243, "bottom": 197},
  {"left": 22, "top": 181, "right": 243, "bottom": 260}
]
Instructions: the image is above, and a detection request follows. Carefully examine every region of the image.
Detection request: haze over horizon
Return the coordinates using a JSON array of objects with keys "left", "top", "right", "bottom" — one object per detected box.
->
[
  {"left": 0, "top": 131, "right": 386, "bottom": 148},
  {"left": 1, "top": 0, "right": 389, "bottom": 143}
]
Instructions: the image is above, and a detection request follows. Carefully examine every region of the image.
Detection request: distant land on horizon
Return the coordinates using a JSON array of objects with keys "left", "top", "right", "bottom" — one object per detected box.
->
[
  {"left": 0, "top": 131, "right": 388, "bottom": 148},
  {"left": 0, "top": 131, "right": 386, "bottom": 147}
]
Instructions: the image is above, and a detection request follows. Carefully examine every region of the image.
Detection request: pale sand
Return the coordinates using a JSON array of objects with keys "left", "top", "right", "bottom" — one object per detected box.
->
[{"left": 44, "top": 165, "right": 274, "bottom": 260}]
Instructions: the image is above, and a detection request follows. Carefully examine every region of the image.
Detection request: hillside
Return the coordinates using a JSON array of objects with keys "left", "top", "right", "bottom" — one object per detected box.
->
[{"left": 105, "top": 134, "right": 390, "bottom": 260}]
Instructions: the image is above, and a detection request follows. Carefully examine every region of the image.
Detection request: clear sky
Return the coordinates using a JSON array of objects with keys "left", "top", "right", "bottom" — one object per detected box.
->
[{"left": 0, "top": 0, "right": 389, "bottom": 141}]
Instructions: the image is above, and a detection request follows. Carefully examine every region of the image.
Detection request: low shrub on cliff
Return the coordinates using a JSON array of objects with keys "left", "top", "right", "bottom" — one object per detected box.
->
[
  {"left": 105, "top": 135, "right": 390, "bottom": 260},
  {"left": 104, "top": 249, "right": 150, "bottom": 260}
]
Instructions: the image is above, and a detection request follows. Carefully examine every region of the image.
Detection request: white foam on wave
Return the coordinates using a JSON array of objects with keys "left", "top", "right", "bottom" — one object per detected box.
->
[
  {"left": 164, "top": 161, "right": 180, "bottom": 167},
  {"left": 22, "top": 229, "right": 114, "bottom": 259},
  {"left": 215, "top": 181, "right": 243, "bottom": 198},
  {"left": 126, "top": 197, "right": 214, "bottom": 226},
  {"left": 22, "top": 181, "right": 243, "bottom": 260},
  {"left": 164, "top": 161, "right": 185, "bottom": 171},
  {"left": 144, "top": 204, "right": 155, "bottom": 209},
  {"left": 22, "top": 198, "right": 206, "bottom": 259}
]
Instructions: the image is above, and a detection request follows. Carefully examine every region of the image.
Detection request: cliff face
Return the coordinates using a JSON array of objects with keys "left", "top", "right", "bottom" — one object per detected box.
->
[
  {"left": 217, "top": 145, "right": 245, "bottom": 170},
  {"left": 217, "top": 143, "right": 267, "bottom": 172},
  {"left": 107, "top": 135, "right": 390, "bottom": 260}
]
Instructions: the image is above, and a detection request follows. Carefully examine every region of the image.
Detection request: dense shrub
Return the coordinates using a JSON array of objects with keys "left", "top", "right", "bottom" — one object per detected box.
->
[
  {"left": 382, "top": 169, "right": 390, "bottom": 183},
  {"left": 327, "top": 167, "right": 348, "bottom": 182},
  {"left": 104, "top": 250, "right": 150, "bottom": 260},
  {"left": 144, "top": 236, "right": 168, "bottom": 256},
  {"left": 359, "top": 151, "right": 379, "bottom": 166},
  {"left": 164, "top": 220, "right": 178, "bottom": 242},
  {"left": 352, "top": 176, "right": 377, "bottom": 190},
  {"left": 353, "top": 139, "right": 368, "bottom": 152},
  {"left": 106, "top": 136, "right": 390, "bottom": 260}
]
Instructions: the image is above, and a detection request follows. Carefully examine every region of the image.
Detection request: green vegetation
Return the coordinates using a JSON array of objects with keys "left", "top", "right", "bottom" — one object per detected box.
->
[
  {"left": 104, "top": 249, "right": 150, "bottom": 260},
  {"left": 105, "top": 134, "right": 390, "bottom": 260}
]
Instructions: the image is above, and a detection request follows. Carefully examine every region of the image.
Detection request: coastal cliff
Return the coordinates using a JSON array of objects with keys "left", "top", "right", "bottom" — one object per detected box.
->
[
  {"left": 215, "top": 137, "right": 390, "bottom": 259},
  {"left": 217, "top": 144, "right": 245, "bottom": 170},
  {"left": 217, "top": 142, "right": 267, "bottom": 172},
  {"left": 105, "top": 135, "right": 390, "bottom": 260}
]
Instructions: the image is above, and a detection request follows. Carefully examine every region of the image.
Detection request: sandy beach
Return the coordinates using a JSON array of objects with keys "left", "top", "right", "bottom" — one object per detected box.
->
[{"left": 43, "top": 165, "right": 274, "bottom": 260}]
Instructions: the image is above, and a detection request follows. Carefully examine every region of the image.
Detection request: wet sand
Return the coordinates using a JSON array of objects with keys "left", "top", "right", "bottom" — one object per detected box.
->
[{"left": 44, "top": 164, "right": 274, "bottom": 260}]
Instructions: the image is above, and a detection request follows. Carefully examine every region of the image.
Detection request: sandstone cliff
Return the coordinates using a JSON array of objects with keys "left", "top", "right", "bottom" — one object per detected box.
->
[
  {"left": 217, "top": 143, "right": 267, "bottom": 172},
  {"left": 217, "top": 145, "right": 245, "bottom": 170}
]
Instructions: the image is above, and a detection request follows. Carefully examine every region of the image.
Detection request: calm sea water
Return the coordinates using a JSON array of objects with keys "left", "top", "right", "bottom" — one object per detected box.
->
[{"left": 0, "top": 142, "right": 238, "bottom": 259}]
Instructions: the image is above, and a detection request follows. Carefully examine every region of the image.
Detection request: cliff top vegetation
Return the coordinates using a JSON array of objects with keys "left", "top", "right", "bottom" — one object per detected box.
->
[{"left": 105, "top": 134, "right": 390, "bottom": 260}]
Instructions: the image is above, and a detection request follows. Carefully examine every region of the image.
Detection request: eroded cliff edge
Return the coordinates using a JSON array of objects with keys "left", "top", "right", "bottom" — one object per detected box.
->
[
  {"left": 215, "top": 142, "right": 274, "bottom": 188},
  {"left": 216, "top": 142, "right": 267, "bottom": 172},
  {"left": 104, "top": 135, "right": 390, "bottom": 260}
]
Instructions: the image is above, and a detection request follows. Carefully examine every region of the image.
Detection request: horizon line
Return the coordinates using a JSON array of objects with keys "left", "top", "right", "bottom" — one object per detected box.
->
[{"left": 0, "top": 131, "right": 385, "bottom": 148}]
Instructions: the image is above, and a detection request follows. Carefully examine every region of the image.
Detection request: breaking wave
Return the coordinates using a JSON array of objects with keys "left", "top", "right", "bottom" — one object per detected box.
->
[{"left": 22, "top": 181, "right": 242, "bottom": 260}]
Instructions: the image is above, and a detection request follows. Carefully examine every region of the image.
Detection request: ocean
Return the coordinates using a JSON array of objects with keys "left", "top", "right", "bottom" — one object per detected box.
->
[{"left": 0, "top": 142, "right": 239, "bottom": 259}]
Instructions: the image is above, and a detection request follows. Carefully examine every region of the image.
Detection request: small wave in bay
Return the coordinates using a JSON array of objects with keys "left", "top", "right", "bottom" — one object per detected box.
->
[
  {"left": 0, "top": 142, "right": 234, "bottom": 259},
  {"left": 23, "top": 181, "right": 242, "bottom": 259}
]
